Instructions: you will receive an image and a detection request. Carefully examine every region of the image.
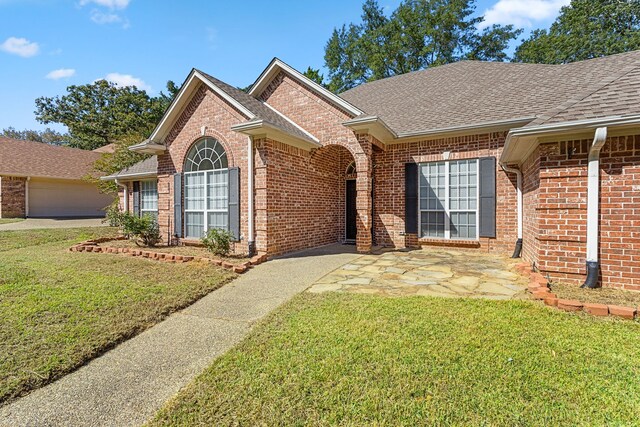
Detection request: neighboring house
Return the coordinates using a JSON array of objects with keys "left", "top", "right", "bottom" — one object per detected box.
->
[
  {"left": 0, "top": 137, "right": 114, "bottom": 218},
  {"left": 105, "top": 51, "right": 640, "bottom": 289}
]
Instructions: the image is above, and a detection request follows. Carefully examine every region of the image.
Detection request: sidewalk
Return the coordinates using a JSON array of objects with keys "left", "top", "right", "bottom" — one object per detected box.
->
[{"left": 0, "top": 244, "right": 359, "bottom": 427}]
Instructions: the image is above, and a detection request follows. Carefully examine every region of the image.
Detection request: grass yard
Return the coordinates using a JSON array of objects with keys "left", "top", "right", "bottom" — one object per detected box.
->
[
  {"left": 0, "top": 218, "right": 24, "bottom": 225},
  {"left": 150, "top": 293, "right": 640, "bottom": 426},
  {"left": 0, "top": 227, "right": 235, "bottom": 404}
]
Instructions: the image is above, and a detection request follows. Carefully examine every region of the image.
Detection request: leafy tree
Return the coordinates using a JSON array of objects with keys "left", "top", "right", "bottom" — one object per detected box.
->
[
  {"left": 324, "top": 0, "right": 521, "bottom": 92},
  {"left": 92, "top": 133, "right": 148, "bottom": 194},
  {"left": 302, "top": 67, "right": 325, "bottom": 85},
  {"left": 515, "top": 0, "right": 640, "bottom": 64},
  {"left": 0, "top": 127, "right": 69, "bottom": 145},
  {"left": 34, "top": 80, "right": 179, "bottom": 150}
]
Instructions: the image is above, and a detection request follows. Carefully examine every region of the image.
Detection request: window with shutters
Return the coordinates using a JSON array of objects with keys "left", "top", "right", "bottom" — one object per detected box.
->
[
  {"left": 419, "top": 159, "right": 478, "bottom": 240},
  {"left": 140, "top": 180, "right": 158, "bottom": 220},
  {"left": 183, "top": 138, "right": 229, "bottom": 239}
]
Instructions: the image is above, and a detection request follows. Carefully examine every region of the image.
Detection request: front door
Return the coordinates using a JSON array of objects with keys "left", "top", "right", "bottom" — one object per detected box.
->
[{"left": 346, "top": 180, "right": 357, "bottom": 241}]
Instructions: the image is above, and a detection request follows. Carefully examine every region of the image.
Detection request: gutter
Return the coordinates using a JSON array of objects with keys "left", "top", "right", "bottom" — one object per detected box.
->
[
  {"left": 500, "top": 164, "right": 523, "bottom": 258},
  {"left": 25, "top": 177, "right": 30, "bottom": 217},
  {"left": 115, "top": 178, "right": 129, "bottom": 212},
  {"left": 247, "top": 137, "right": 255, "bottom": 256},
  {"left": 582, "top": 127, "right": 608, "bottom": 288}
]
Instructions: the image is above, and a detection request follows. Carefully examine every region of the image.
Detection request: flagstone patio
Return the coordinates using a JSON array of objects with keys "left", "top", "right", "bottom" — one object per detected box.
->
[{"left": 307, "top": 248, "right": 528, "bottom": 299}]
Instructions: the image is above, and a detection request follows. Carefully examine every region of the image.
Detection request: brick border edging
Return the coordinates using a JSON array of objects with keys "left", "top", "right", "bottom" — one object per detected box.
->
[
  {"left": 516, "top": 263, "right": 638, "bottom": 320},
  {"left": 69, "top": 238, "right": 267, "bottom": 274}
]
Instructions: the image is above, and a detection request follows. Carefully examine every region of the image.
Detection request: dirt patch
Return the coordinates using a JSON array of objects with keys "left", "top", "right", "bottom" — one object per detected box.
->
[{"left": 550, "top": 282, "right": 640, "bottom": 307}]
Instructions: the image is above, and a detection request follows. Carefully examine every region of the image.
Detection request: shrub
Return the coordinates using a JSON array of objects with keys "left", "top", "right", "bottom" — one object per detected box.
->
[
  {"left": 107, "top": 207, "right": 161, "bottom": 247},
  {"left": 202, "top": 228, "right": 234, "bottom": 256}
]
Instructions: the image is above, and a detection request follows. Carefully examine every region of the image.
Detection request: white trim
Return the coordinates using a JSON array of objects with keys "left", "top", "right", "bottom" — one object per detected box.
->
[
  {"left": 102, "top": 171, "right": 157, "bottom": 181},
  {"left": 140, "top": 179, "right": 158, "bottom": 218},
  {"left": 231, "top": 120, "right": 322, "bottom": 151},
  {"left": 183, "top": 168, "right": 229, "bottom": 239},
  {"left": 248, "top": 58, "right": 363, "bottom": 116},
  {"left": 115, "top": 178, "right": 129, "bottom": 212},
  {"left": 586, "top": 127, "right": 608, "bottom": 263}
]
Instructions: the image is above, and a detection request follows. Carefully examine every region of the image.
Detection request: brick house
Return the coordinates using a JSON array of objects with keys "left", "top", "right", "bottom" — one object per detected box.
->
[
  {"left": 0, "top": 137, "right": 114, "bottom": 218},
  {"left": 105, "top": 51, "right": 640, "bottom": 289}
]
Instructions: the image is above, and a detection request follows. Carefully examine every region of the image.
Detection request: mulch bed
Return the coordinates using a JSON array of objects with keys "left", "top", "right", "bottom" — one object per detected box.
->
[
  {"left": 516, "top": 263, "right": 638, "bottom": 320},
  {"left": 70, "top": 237, "right": 266, "bottom": 274}
]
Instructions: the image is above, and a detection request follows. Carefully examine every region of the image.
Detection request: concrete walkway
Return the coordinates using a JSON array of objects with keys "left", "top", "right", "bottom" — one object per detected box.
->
[
  {"left": 0, "top": 218, "right": 106, "bottom": 231},
  {"left": 0, "top": 244, "right": 359, "bottom": 427}
]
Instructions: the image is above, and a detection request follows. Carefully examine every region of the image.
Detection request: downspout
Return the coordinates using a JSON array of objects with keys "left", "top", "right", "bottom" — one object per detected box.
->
[
  {"left": 115, "top": 179, "right": 129, "bottom": 212},
  {"left": 500, "top": 164, "right": 523, "bottom": 258},
  {"left": 582, "top": 127, "right": 608, "bottom": 289},
  {"left": 25, "top": 177, "right": 30, "bottom": 217},
  {"left": 247, "top": 137, "right": 255, "bottom": 256}
]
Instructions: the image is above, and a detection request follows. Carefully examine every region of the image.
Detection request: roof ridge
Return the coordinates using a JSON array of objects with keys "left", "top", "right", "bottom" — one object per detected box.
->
[
  {"left": 0, "top": 136, "right": 100, "bottom": 156},
  {"left": 529, "top": 58, "right": 640, "bottom": 127}
]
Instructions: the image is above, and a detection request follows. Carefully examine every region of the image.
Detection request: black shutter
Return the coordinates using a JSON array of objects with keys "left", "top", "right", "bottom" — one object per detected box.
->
[
  {"left": 479, "top": 157, "right": 496, "bottom": 238},
  {"left": 132, "top": 181, "right": 140, "bottom": 217},
  {"left": 228, "top": 167, "right": 240, "bottom": 241},
  {"left": 405, "top": 163, "right": 418, "bottom": 234},
  {"left": 173, "top": 173, "right": 182, "bottom": 238}
]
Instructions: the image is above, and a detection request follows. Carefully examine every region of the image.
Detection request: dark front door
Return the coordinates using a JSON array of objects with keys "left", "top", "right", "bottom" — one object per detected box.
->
[{"left": 346, "top": 180, "right": 357, "bottom": 240}]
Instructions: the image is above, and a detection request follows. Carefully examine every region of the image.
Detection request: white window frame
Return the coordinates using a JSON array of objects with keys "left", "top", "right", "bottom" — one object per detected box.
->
[
  {"left": 418, "top": 159, "right": 480, "bottom": 241},
  {"left": 140, "top": 179, "right": 158, "bottom": 219},
  {"left": 184, "top": 169, "right": 229, "bottom": 239}
]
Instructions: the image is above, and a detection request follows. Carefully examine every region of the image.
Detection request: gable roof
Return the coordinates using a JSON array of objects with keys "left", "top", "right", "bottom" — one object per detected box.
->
[
  {"left": 339, "top": 50, "right": 640, "bottom": 138},
  {"left": 249, "top": 58, "right": 363, "bottom": 117},
  {"left": 0, "top": 137, "right": 103, "bottom": 180}
]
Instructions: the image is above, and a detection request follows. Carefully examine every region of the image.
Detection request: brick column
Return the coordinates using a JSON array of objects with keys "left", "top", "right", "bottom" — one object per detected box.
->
[
  {"left": 0, "top": 176, "right": 26, "bottom": 218},
  {"left": 355, "top": 136, "right": 373, "bottom": 253},
  {"left": 254, "top": 138, "right": 269, "bottom": 254}
]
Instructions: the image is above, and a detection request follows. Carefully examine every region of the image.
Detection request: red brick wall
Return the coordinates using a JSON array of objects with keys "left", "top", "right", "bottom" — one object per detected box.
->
[
  {"left": 372, "top": 132, "right": 518, "bottom": 253},
  {"left": 255, "top": 138, "right": 354, "bottom": 256},
  {"left": 159, "top": 83, "right": 251, "bottom": 255},
  {"left": 522, "top": 134, "right": 640, "bottom": 290},
  {"left": 521, "top": 146, "right": 541, "bottom": 265},
  {"left": 0, "top": 176, "right": 26, "bottom": 218}
]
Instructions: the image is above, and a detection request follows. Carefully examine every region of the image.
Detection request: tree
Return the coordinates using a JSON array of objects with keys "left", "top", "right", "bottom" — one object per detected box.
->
[
  {"left": 34, "top": 80, "right": 179, "bottom": 151},
  {"left": 324, "top": 0, "right": 521, "bottom": 92},
  {"left": 92, "top": 133, "right": 149, "bottom": 194},
  {"left": 302, "top": 67, "right": 325, "bottom": 85},
  {"left": 0, "top": 127, "right": 69, "bottom": 145},
  {"left": 514, "top": 0, "right": 640, "bottom": 64}
]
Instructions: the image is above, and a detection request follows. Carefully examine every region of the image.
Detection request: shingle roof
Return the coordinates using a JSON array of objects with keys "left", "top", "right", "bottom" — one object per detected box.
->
[
  {"left": 0, "top": 137, "right": 103, "bottom": 180},
  {"left": 339, "top": 50, "right": 640, "bottom": 135},
  {"left": 105, "top": 155, "right": 157, "bottom": 179},
  {"left": 197, "top": 70, "right": 317, "bottom": 143}
]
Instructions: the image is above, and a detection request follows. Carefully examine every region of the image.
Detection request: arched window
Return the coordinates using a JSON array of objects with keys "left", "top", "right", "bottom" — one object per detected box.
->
[
  {"left": 345, "top": 161, "right": 356, "bottom": 179},
  {"left": 183, "top": 138, "right": 229, "bottom": 238}
]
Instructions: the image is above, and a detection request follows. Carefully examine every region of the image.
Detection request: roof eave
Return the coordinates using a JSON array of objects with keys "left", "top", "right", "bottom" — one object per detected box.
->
[
  {"left": 129, "top": 140, "right": 166, "bottom": 155},
  {"left": 501, "top": 114, "right": 640, "bottom": 164},
  {"left": 342, "top": 116, "right": 397, "bottom": 143},
  {"left": 231, "top": 120, "right": 322, "bottom": 151},
  {"left": 101, "top": 171, "right": 158, "bottom": 181}
]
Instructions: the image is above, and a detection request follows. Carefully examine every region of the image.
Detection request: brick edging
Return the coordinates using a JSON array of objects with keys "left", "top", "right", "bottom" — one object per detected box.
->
[
  {"left": 69, "top": 238, "right": 267, "bottom": 274},
  {"left": 516, "top": 263, "right": 638, "bottom": 320}
]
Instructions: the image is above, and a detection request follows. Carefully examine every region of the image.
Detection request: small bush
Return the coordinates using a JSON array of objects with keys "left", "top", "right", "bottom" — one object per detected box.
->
[
  {"left": 107, "top": 208, "right": 161, "bottom": 247},
  {"left": 202, "top": 228, "right": 234, "bottom": 256}
]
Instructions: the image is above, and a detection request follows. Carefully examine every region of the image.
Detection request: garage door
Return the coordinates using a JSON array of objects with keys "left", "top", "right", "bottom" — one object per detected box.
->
[{"left": 29, "top": 178, "right": 114, "bottom": 218}]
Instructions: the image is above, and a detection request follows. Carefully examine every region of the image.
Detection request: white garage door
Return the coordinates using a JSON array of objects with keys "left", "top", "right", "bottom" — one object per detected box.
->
[{"left": 29, "top": 178, "right": 114, "bottom": 218}]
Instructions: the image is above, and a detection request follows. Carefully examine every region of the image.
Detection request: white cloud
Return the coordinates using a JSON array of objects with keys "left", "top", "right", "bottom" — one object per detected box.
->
[
  {"left": 0, "top": 37, "right": 39, "bottom": 57},
  {"left": 79, "top": 0, "right": 130, "bottom": 9},
  {"left": 480, "top": 0, "right": 570, "bottom": 29},
  {"left": 102, "top": 73, "right": 151, "bottom": 92},
  {"left": 90, "top": 9, "right": 120, "bottom": 23},
  {"left": 46, "top": 68, "right": 76, "bottom": 80}
]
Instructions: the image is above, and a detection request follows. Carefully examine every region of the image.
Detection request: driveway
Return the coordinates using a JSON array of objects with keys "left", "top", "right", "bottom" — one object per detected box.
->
[
  {"left": 308, "top": 248, "right": 527, "bottom": 299},
  {"left": 0, "top": 217, "right": 106, "bottom": 231}
]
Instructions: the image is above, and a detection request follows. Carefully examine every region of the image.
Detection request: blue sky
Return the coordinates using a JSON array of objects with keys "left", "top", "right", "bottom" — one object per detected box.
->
[{"left": 0, "top": 0, "right": 569, "bottom": 132}]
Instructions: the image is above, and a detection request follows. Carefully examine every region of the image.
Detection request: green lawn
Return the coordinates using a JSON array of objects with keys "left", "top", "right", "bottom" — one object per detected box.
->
[
  {"left": 0, "top": 227, "right": 235, "bottom": 403},
  {"left": 0, "top": 218, "right": 24, "bottom": 225},
  {"left": 150, "top": 293, "right": 640, "bottom": 426}
]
